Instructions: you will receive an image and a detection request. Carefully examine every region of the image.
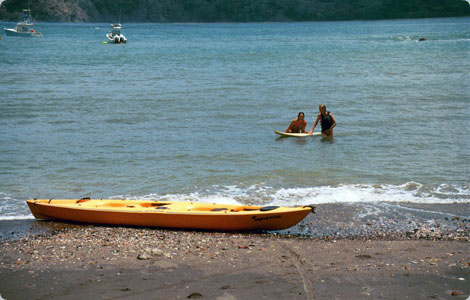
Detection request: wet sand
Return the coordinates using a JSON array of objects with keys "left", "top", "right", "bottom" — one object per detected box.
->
[{"left": 0, "top": 203, "right": 469, "bottom": 299}]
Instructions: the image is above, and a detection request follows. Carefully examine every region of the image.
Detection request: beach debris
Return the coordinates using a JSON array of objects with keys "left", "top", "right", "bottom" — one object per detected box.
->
[
  {"left": 137, "top": 254, "right": 149, "bottom": 260},
  {"left": 450, "top": 290, "right": 463, "bottom": 296},
  {"left": 221, "top": 285, "right": 233, "bottom": 289},
  {"left": 137, "top": 247, "right": 165, "bottom": 260},
  {"left": 216, "top": 293, "right": 237, "bottom": 300},
  {"left": 187, "top": 292, "right": 203, "bottom": 298},
  {"left": 356, "top": 254, "right": 372, "bottom": 259}
]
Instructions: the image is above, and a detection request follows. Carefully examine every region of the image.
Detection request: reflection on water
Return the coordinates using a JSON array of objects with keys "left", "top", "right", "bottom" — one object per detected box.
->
[
  {"left": 320, "top": 136, "right": 335, "bottom": 143},
  {"left": 0, "top": 219, "right": 84, "bottom": 242}
]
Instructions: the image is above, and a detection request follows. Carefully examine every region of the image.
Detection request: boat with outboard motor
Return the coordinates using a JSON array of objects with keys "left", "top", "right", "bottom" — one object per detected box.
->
[
  {"left": 106, "top": 23, "right": 127, "bottom": 44},
  {"left": 27, "top": 198, "right": 315, "bottom": 231},
  {"left": 3, "top": 9, "right": 43, "bottom": 37}
]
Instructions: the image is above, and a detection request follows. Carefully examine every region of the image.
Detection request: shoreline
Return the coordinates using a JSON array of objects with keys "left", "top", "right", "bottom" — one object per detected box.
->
[
  {"left": 3, "top": 202, "right": 469, "bottom": 242},
  {"left": 1, "top": 202, "right": 469, "bottom": 299}
]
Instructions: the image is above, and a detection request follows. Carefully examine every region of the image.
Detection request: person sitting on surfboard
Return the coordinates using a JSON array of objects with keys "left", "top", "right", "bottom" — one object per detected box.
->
[
  {"left": 286, "top": 112, "right": 307, "bottom": 133},
  {"left": 307, "top": 104, "right": 336, "bottom": 137}
]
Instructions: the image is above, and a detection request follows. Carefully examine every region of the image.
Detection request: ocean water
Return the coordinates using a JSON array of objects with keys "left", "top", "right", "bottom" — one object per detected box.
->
[{"left": 0, "top": 18, "right": 469, "bottom": 220}]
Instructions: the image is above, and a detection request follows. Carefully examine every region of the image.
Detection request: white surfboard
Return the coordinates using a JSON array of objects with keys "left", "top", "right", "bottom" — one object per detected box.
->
[{"left": 274, "top": 130, "right": 322, "bottom": 137}]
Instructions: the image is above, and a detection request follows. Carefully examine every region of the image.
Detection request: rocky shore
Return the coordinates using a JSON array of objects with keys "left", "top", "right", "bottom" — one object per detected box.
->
[{"left": 0, "top": 202, "right": 469, "bottom": 299}]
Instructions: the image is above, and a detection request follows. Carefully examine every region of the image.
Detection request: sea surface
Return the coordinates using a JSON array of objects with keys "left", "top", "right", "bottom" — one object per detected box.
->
[{"left": 0, "top": 18, "right": 469, "bottom": 230}]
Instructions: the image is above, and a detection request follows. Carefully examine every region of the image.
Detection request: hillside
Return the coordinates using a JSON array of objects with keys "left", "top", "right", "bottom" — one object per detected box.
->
[{"left": 1, "top": 0, "right": 469, "bottom": 22}]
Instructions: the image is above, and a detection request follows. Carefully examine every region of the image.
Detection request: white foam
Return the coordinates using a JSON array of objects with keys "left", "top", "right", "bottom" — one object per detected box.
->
[
  {"left": 0, "top": 193, "right": 34, "bottom": 220},
  {"left": 112, "top": 182, "right": 470, "bottom": 206},
  {"left": 269, "top": 183, "right": 470, "bottom": 206},
  {"left": 0, "top": 192, "right": 12, "bottom": 201},
  {"left": 1, "top": 182, "right": 468, "bottom": 220},
  {"left": 0, "top": 215, "right": 35, "bottom": 221}
]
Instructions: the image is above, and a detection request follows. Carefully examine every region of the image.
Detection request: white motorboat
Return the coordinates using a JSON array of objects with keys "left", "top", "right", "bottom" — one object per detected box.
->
[
  {"left": 106, "top": 23, "right": 127, "bottom": 44},
  {"left": 3, "top": 9, "right": 43, "bottom": 38}
]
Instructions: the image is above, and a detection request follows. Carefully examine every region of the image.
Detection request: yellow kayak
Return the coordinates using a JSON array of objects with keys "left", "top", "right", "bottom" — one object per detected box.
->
[{"left": 26, "top": 198, "right": 314, "bottom": 231}]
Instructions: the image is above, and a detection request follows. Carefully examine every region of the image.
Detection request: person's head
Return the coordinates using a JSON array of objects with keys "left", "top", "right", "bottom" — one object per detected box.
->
[
  {"left": 319, "top": 104, "right": 327, "bottom": 115},
  {"left": 298, "top": 112, "right": 305, "bottom": 119}
]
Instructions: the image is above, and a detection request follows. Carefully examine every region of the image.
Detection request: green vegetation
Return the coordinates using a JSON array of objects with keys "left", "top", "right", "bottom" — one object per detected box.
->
[{"left": 1, "top": 0, "right": 469, "bottom": 22}]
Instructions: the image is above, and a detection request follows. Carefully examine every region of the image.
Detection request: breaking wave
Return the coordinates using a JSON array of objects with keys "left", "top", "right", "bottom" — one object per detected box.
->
[
  {"left": 114, "top": 182, "right": 470, "bottom": 206},
  {"left": 1, "top": 182, "right": 468, "bottom": 220}
]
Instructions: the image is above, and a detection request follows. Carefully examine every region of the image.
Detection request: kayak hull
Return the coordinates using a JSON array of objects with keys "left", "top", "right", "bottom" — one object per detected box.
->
[{"left": 26, "top": 199, "right": 313, "bottom": 231}]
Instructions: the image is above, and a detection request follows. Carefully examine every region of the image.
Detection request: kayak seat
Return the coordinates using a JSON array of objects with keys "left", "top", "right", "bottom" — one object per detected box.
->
[
  {"left": 210, "top": 208, "right": 227, "bottom": 212},
  {"left": 230, "top": 207, "right": 258, "bottom": 212},
  {"left": 259, "top": 206, "right": 280, "bottom": 211},
  {"left": 141, "top": 202, "right": 170, "bottom": 207},
  {"left": 76, "top": 197, "right": 91, "bottom": 204}
]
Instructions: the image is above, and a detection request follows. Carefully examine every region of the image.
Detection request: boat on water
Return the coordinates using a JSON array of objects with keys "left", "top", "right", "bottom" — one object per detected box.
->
[
  {"left": 3, "top": 9, "right": 43, "bottom": 37},
  {"left": 106, "top": 23, "right": 127, "bottom": 44},
  {"left": 26, "top": 198, "right": 314, "bottom": 231}
]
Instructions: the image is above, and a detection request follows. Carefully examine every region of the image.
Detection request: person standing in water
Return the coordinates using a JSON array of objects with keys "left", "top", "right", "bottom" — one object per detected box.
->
[
  {"left": 285, "top": 112, "right": 307, "bottom": 133},
  {"left": 307, "top": 104, "right": 336, "bottom": 137}
]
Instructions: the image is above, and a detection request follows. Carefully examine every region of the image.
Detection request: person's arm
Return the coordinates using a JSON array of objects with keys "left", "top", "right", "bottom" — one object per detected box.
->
[
  {"left": 324, "top": 113, "right": 336, "bottom": 135},
  {"left": 307, "top": 115, "right": 320, "bottom": 134},
  {"left": 285, "top": 119, "right": 296, "bottom": 133},
  {"left": 329, "top": 113, "right": 336, "bottom": 129}
]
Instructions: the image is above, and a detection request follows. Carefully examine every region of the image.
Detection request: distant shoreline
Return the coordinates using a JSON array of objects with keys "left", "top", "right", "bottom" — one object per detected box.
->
[
  {"left": 1, "top": 16, "right": 470, "bottom": 24},
  {"left": 1, "top": 0, "right": 469, "bottom": 23}
]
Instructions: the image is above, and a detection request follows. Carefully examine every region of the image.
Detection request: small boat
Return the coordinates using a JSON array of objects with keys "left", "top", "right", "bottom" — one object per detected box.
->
[
  {"left": 3, "top": 9, "right": 43, "bottom": 38},
  {"left": 26, "top": 198, "right": 314, "bottom": 231},
  {"left": 106, "top": 23, "right": 127, "bottom": 44}
]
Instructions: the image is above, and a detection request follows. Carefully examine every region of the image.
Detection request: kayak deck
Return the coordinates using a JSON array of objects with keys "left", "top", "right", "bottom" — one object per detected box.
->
[{"left": 27, "top": 199, "right": 314, "bottom": 231}]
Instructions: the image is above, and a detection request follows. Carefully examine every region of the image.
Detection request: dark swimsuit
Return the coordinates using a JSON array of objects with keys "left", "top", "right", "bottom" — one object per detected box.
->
[{"left": 320, "top": 112, "right": 333, "bottom": 133}]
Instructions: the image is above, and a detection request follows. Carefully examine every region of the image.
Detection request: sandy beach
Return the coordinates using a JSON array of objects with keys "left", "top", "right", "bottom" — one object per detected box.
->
[{"left": 0, "top": 203, "right": 469, "bottom": 299}]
